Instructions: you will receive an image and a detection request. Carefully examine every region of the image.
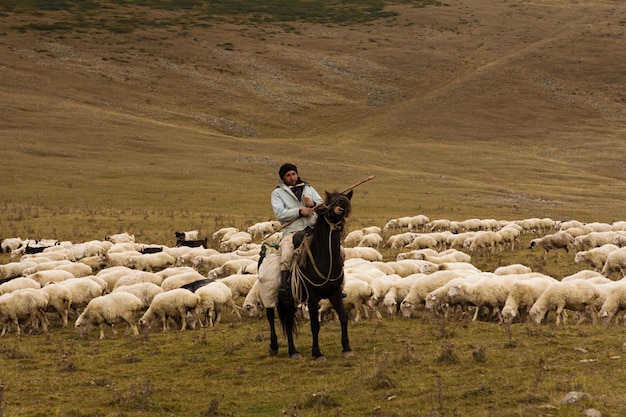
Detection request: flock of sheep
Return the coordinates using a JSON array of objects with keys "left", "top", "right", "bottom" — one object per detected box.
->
[{"left": 1, "top": 214, "right": 626, "bottom": 340}]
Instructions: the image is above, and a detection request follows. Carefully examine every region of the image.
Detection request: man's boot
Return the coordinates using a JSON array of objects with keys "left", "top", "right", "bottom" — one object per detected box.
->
[{"left": 278, "top": 270, "right": 293, "bottom": 303}]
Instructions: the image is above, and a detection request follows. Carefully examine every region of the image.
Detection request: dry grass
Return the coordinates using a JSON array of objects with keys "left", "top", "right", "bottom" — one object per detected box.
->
[{"left": 1, "top": 0, "right": 626, "bottom": 416}]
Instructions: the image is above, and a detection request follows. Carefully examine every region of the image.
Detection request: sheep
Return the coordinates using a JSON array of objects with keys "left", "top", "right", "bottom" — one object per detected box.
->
[
  {"left": 246, "top": 221, "right": 278, "bottom": 238},
  {"left": 242, "top": 279, "right": 262, "bottom": 318},
  {"left": 381, "top": 275, "right": 420, "bottom": 316},
  {"left": 424, "top": 276, "right": 484, "bottom": 318},
  {"left": 601, "top": 247, "right": 626, "bottom": 279},
  {"left": 123, "top": 252, "right": 176, "bottom": 272},
  {"left": 112, "top": 271, "right": 163, "bottom": 290},
  {"left": 408, "top": 215, "right": 430, "bottom": 232},
  {"left": 220, "top": 231, "right": 253, "bottom": 252},
  {"left": 107, "top": 242, "right": 142, "bottom": 253},
  {"left": 191, "top": 252, "right": 245, "bottom": 270},
  {"left": 160, "top": 270, "right": 206, "bottom": 291},
  {"left": 494, "top": 264, "right": 532, "bottom": 276},
  {"left": 465, "top": 231, "right": 503, "bottom": 255},
  {"left": 598, "top": 281, "right": 626, "bottom": 324},
  {"left": 573, "top": 231, "right": 620, "bottom": 252},
  {"left": 195, "top": 281, "right": 242, "bottom": 327},
  {"left": 104, "top": 233, "right": 135, "bottom": 244},
  {"left": 174, "top": 248, "right": 221, "bottom": 266},
  {"left": 370, "top": 274, "right": 399, "bottom": 307},
  {"left": 574, "top": 244, "right": 619, "bottom": 271},
  {"left": 212, "top": 227, "right": 239, "bottom": 241},
  {"left": 139, "top": 288, "right": 202, "bottom": 332},
  {"left": 427, "top": 219, "right": 452, "bottom": 232},
  {"left": 422, "top": 251, "right": 472, "bottom": 265},
  {"left": 0, "top": 277, "right": 41, "bottom": 294},
  {"left": 318, "top": 278, "right": 382, "bottom": 322},
  {"left": 0, "top": 261, "right": 38, "bottom": 280},
  {"left": 408, "top": 234, "right": 440, "bottom": 251},
  {"left": 385, "top": 259, "right": 438, "bottom": 277},
  {"left": 217, "top": 273, "right": 259, "bottom": 301},
  {"left": 400, "top": 270, "right": 477, "bottom": 318},
  {"left": 40, "top": 283, "right": 73, "bottom": 327},
  {"left": 21, "top": 260, "right": 73, "bottom": 276},
  {"left": 383, "top": 217, "right": 411, "bottom": 232},
  {"left": 176, "top": 238, "right": 208, "bottom": 248},
  {"left": 501, "top": 277, "right": 558, "bottom": 324},
  {"left": 385, "top": 232, "right": 416, "bottom": 249},
  {"left": 57, "top": 278, "right": 104, "bottom": 312},
  {"left": 0, "top": 288, "right": 49, "bottom": 336},
  {"left": 54, "top": 262, "right": 93, "bottom": 278},
  {"left": 446, "top": 273, "right": 519, "bottom": 322},
  {"left": 95, "top": 266, "right": 135, "bottom": 292},
  {"left": 357, "top": 233, "right": 383, "bottom": 249},
  {"left": 78, "top": 256, "right": 105, "bottom": 271},
  {"left": 497, "top": 225, "right": 522, "bottom": 250},
  {"left": 528, "top": 280, "right": 599, "bottom": 325},
  {"left": 75, "top": 292, "right": 144, "bottom": 339},
  {"left": 98, "top": 251, "right": 142, "bottom": 268},
  {"left": 112, "top": 282, "right": 164, "bottom": 309},
  {"left": 343, "top": 247, "right": 383, "bottom": 262},
  {"left": 343, "top": 230, "right": 364, "bottom": 247},
  {"left": 25, "top": 270, "right": 75, "bottom": 286},
  {"left": 1, "top": 237, "right": 25, "bottom": 253},
  {"left": 175, "top": 230, "right": 199, "bottom": 241},
  {"left": 529, "top": 231, "right": 575, "bottom": 259},
  {"left": 208, "top": 258, "right": 257, "bottom": 279}
]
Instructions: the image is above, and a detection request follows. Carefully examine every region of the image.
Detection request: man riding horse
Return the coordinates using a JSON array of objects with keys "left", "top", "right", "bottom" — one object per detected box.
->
[{"left": 270, "top": 163, "right": 323, "bottom": 303}]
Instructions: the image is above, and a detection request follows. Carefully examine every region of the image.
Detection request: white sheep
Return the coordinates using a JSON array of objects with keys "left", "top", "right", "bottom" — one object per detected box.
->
[
  {"left": 0, "top": 277, "right": 41, "bottom": 295},
  {"left": 1, "top": 237, "right": 25, "bottom": 253},
  {"left": 208, "top": 258, "right": 257, "bottom": 279},
  {"left": 357, "top": 233, "right": 383, "bottom": 249},
  {"left": 408, "top": 215, "right": 430, "bottom": 232},
  {"left": 561, "top": 270, "right": 604, "bottom": 281},
  {"left": 424, "top": 276, "right": 483, "bottom": 318},
  {"left": 573, "top": 232, "right": 620, "bottom": 252},
  {"left": 318, "top": 278, "right": 382, "bottom": 322},
  {"left": 98, "top": 250, "right": 142, "bottom": 268},
  {"left": 107, "top": 242, "right": 142, "bottom": 253},
  {"left": 598, "top": 281, "right": 626, "bottom": 324},
  {"left": 195, "top": 281, "right": 242, "bottom": 327},
  {"left": 112, "top": 271, "right": 163, "bottom": 290},
  {"left": 384, "top": 232, "right": 416, "bottom": 249},
  {"left": 0, "top": 261, "right": 38, "bottom": 280},
  {"left": 408, "top": 234, "right": 439, "bottom": 251},
  {"left": 0, "top": 288, "right": 49, "bottom": 336},
  {"left": 25, "top": 270, "right": 75, "bottom": 286},
  {"left": 574, "top": 244, "right": 619, "bottom": 271},
  {"left": 139, "top": 288, "right": 202, "bottom": 332},
  {"left": 123, "top": 252, "right": 176, "bottom": 272},
  {"left": 246, "top": 221, "right": 278, "bottom": 238},
  {"left": 529, "top": 231, "right": 575, "bottom": 259},
  {"left": 242, "top": 279, "right": 263, "bottom": 318},
  {"left": 427, "top": 219, "right": 452, "bottom": 232},
  {"left": 211, "top": 227, "right": 239, "bottom": 241},
  {"left": 385, "top": 259, "right": 438, "bottom": 277},
  {"left": 104, "top": 233, "right": 135, "bottom": 244},
  {"left": 465, "top": 231, "right": 503, "bottom": 255},
  {"left": 175, "top": 230, "right": 199, "bottom": 241},
  {"left": 381, "top": 275, "right": 420, "bottom": 316},
  {"left": 601, "top": 247, "right": 626, "bottom": 279},
  {"left": 75, "top": 292, "right": 144, "bottom": 339},
  {"left": 53, "top": 262, "right": 93, "bottom": 278},
  {"left": 112, "top": 282, "right": 164, "bottom": 309},
  {"left": 40, "top": 283, "right": 73, "bottom": 327},
  {"left": 528, "top": 280, "right": 599, "bottom": 325},
  {"left": 160, "top": 270, "right": 206, "bottom": 291},
  {"left": 383, "top": 217, "right": 411, "bottom": 232},
  {"left": 191, "top": 252, "right": 245, "bottom": 270},
  {"left": 501, "top": 277, "right": 558, "bottom": 324},
  {"left": 217, "top": 273, "right": 259, "bottom": 300},
  {"left": 446, "top": 273, "right": 519, "bottom": 322},
  {"left": 343, "top": 247, "right": 383, "bottom": 262},
  {"left": 497, "top": 225, "right": 522, "bottom": 250},
  {"left": 343, "top": 230, "right": 364, "bottom": 247},
  {"left": 21, "top": 260, "right": 72, "bottom": 276},
  {"left": 493, "top": 264, "right": 533, "bottom": 276},
  {"left": 423, "top": 251, "right": 472, "bottom": 265},
  {"left": 369, "top": 274, "right": 399, "bottom": 307},
  {"left": 400, "top": 270, "right": 477, "bottom": 318},
  {"left": 57, "top": 278, "right": 104, "bottom": 312},
  {"left": 95, "top": 266, "right": 135, "bottom": 292},
  {"left": 220, "top": 231, "right": 253, "bottom": 252}
]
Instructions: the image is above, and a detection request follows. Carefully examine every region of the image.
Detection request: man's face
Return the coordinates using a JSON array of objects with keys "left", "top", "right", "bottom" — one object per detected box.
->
[{"left": 283, "top": 170, "right": 298, "bottom": 186}]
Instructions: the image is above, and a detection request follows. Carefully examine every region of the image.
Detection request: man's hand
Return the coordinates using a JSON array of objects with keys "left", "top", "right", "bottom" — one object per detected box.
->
[
  {"left": 299, "top": 207, "right": 315, "bottom": 217},
  {"left": 302, "top": 196, "right": 315, "bottom": 208}
]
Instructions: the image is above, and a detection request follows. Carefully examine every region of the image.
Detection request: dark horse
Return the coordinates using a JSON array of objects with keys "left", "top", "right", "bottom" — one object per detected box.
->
[{"left": 263, "top": 190, "right": 354, "bottom": 360}]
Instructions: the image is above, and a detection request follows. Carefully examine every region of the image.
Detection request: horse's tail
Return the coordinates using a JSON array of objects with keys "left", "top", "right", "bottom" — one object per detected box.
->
[{"left": 277, "top": 298, "right": 299, "bottom": 336}]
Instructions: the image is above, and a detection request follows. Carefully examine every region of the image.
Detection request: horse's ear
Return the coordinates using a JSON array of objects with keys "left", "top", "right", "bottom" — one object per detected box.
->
[
  {"left": 345, "top": 190, "right": 353, "bottom": 200},
  {"left": 325, "top": 191, "right": 331, "bottom": 200}
]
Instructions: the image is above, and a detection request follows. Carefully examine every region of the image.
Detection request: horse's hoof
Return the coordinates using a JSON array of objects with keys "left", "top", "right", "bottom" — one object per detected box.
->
[
  {"left": 342, "top": 351, "right": 354, "bottom": 359},
  {"left": 314, "top": 356, "right": 327, "bottom": 362},
  {"left": 268, "top": 347, "right": 278, "bottom": 357},
  {"left": 290, "top": 353, "right": 302, "bottom": 360}
]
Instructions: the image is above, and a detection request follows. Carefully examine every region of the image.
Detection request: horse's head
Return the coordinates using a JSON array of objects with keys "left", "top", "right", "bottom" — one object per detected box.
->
[{"left": 317, "top": 190, "right": 353, "bottom": 225}]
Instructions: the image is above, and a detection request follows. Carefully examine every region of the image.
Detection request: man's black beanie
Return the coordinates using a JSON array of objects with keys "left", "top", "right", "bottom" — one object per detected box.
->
[{"left": 279, "top": 163, "right": 298, "bottom": 179}]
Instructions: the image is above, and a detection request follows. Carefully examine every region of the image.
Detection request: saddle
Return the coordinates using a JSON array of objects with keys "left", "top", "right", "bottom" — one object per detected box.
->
[{"left": 292, "top": 226, "right": 313, "bottom": 270}]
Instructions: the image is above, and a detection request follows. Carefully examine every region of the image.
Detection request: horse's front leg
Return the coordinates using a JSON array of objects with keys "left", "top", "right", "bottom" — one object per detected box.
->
[
  {"left": 308, "top": 297, "right": 325, "bottom": 360},
  {"left": 329, "top": 292, "right": 353, "bottom": 358},
  {"left": 266, "top": 308, "right": 279, "bottom": 356}
]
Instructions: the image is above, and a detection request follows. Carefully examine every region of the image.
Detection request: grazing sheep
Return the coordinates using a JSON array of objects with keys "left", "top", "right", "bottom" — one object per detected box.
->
[
  {"left": 112, "top": 282, "right": 164, "bottom": 309},
  {"left": 191, "top": 252, "right": 245, "bottom": 271},
  {"left": 242, "top": 280, "right": 262, "bottom": 318},
  {"left": 357, "top": 233, "right": 383, "bottom": 249},
  {"left": 501, "top": 277, "right": 557, "bottom": 324},
  {"left": 195, "top": 281, "right": 242, "bottom": 327},
  {"left": 385, "top": 259, "right": 438, "bottom": 277},
  {"left": 574, "top": 244, "right": 619, "bottom": 271},
  {"left": 385, "top": 232, "right": 416, "bottom": 249},
  {"left": 208, "top": 258, "right": 257, "bottom": 279},
  {"left": 427, "top": 219, "right": 452, "bottom": 232},
  {"left": 343, "top": 247, "right": 383, "bottom": 262},
  {"left": 98, "top": 251, "right": 143, "bottom": 268},
  {"left": 529, "top": 231, "right": 575, "bottom": 259},
  {"left": 0, "top": 277, "right": 41, "bottom": 295},
  {"left": 21, "top": 260, "right": 73, "bottom": 276},
  {"left": 160, "top": 271, "right": 206, "bottom": 291},
  {"left": 497, "top": 225, "right": 522, "bottom": 250},
  {"left": 1, "top": 237, "right": 25, "bottom": 253},
  {"left": 598, "top": 282, "right": 626, "bottom": 324},
  {"left": 0, "top": 288, "right": 49, "bottom": 336},
  {"left": 75, "top": 292, "right": 144, "bottom": 339},
  {"left": 123, "top": 252, "right": 176, "bottom": 272},
  {"left": 112, "top": 271, "right": 163, "bottom": 290},
  {"left": 446, "top": 273, "right": 518, "bottom": 322},
  {"left": 408, "top": 215, "right": 430, "bottom": 232},
  {"left": 343, "top": 230, "right": 364, "bottom": 247},
  {"left": 382, "top": 275, "right": 420, "bottom": 316},
  {"left": 369, "top": 274, "right": 399, "bottom": 307},
  {"left": 318, "top": 278, "right": 382, "bottom": 322},
  {"left": 528, "top": 280, "right": 599, "bottom": 325},
  {"left": 494, "top": 264, "right": 532, "bottom": 276},
  {"left": 465, "top": 231, "right": 503, "bottom": 255},
  {"left": 383, "top": 217, "right": 411, "bottom": 232},
  {"left": 424, "top": 277, "right": 479, "bottom": 318},
  {"left": 41, "top": 283, "right": 73, "bottom": 327},
  {"left": 139, "top": 289, "right": 202, "bottom": 332},
  {"left": 54, "top": 262, "right": 93, "bottom": 278},
  {"left": 0, "top": 261, "right": 38, "bottom": 280},
  {"left": 57, "top": 278, "right": 104, "bottom": 312},
  {"left": 217, "top": 273, "right": 259, "bottom": 300},
  {"left": 104, "top": 233, "right": 135, "bottom": 244},
  {"left": 95, "top": 266, "right": 135, "bottom": 292},
  {"left": 409, "top": 234, "right": 440, "bottom": 251},
  {"left": 573, "top": 232, "right": 620, "bottom": 252},
  {"left": 246, "top": 221, "right": 278, "bottom": 238},
  {"left": 601, "top": 247, "right": 626, "bottom": 279},
  {"left": 212, "top": 227, "right": 239, "bottom": 242},
  {"left": 422, "top": 251, "right": 472, "bottom": 265},
  {"left": 25, "top": 270, "right": 75, "bottom": 286},
  {"left": 107, "top": 242, "right": 142, "bottom": 253},
  {"left": 400, "top": 270, "right": 477, "bottom": 318},
  {"left": 220, "top": 231, "right": 253, "bottom": 252}
]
